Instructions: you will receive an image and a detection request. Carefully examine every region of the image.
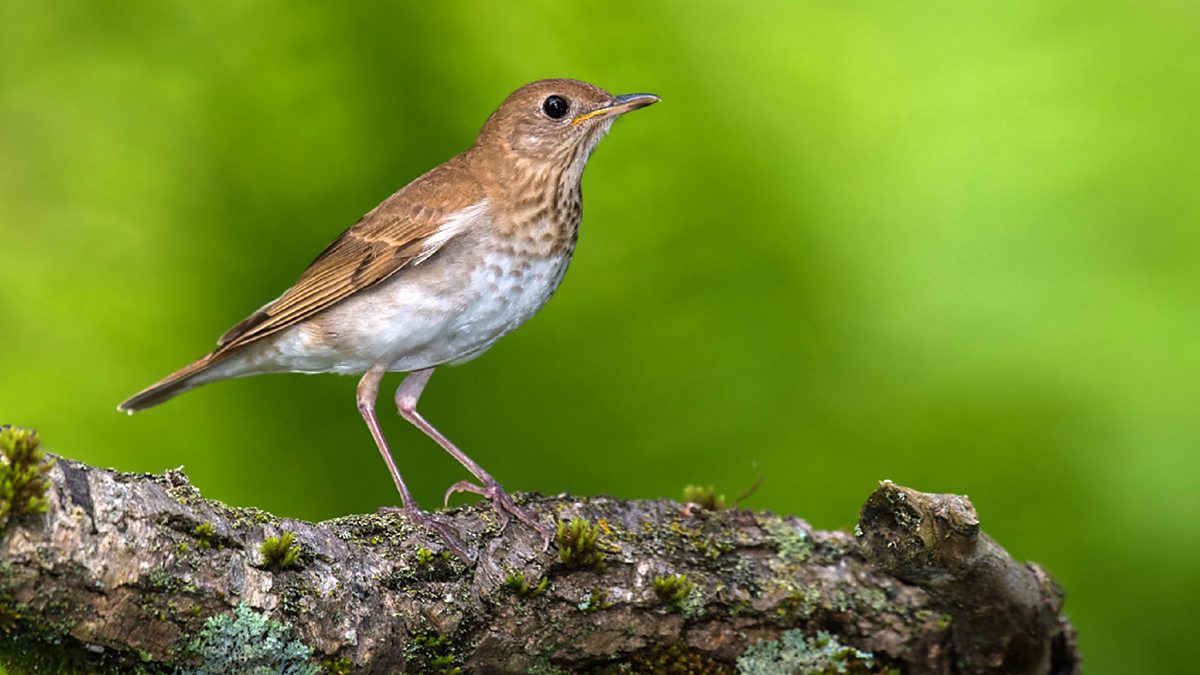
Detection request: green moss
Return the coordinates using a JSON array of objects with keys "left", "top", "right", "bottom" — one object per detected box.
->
[
  {"left": 260, "top": 531, "right": 301, "bottom": 572},
  {"left": 415, "top": 546, "right": 436, "bottom": 566},
  {"left": 187, "top": 603, "right": 317, "bottom": 675},
  {"left": 578, "top": 588, "right": 613, "bottom": 612},
  {"left": 0, "top": 426, "right": 55, "bottom": 532},
  {"left": 682, "top": 484, "right": 725, "bottom": 511},
  {"left": 556, "top": 517, "right": 606, "bottom": 570},
  {"left": 736, "top": 630, "right": 876, "bottom": 675},
  {"left": 404, "top": 632, "right": 462, "bottom": 675},
  {"left": 193, "top": 522, "right": 217, "bottom": 549},
  {"left": 504, "top": 572, "right": 548, "bottom": 598},
  {"left": 321, "top": 656, "right": 353, "bottom": 674},
  {"left": 653, "top": 574, "right": 694, "bottom": 609}
]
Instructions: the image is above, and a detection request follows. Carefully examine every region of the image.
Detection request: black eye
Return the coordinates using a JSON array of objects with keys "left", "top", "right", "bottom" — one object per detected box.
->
[{"left": 542, "top": 95, "right": 569, "bottom": 119}]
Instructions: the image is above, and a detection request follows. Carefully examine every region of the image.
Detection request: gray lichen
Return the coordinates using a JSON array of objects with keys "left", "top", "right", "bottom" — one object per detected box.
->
[
  {"left": 764, "top": 518, "right": 812, "bottom": 562},
  {"left": 736, "top": 630, "right": 875, "bottom": 675},
  {"left": 185, "top": 603, "right": 317, "bottom": 675}
]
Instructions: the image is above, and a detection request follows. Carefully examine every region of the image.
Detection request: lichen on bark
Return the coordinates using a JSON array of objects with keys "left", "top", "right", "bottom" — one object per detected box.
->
[{"left": 0, "top": 443, "right": 1079, "bottom": 674}]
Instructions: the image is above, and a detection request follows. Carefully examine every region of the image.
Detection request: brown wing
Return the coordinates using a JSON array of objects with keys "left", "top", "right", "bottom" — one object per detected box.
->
[
  {"left": 216, "top": 159, "right": 485, "bottom": 352},
  {"left": 116, "top": 157, "right": 487, "bottom": 414}
]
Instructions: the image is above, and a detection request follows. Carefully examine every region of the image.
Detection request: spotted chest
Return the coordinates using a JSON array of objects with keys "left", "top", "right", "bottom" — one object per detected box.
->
[{"left": 443, "top": 224, "right": 578, "bottom": 363}]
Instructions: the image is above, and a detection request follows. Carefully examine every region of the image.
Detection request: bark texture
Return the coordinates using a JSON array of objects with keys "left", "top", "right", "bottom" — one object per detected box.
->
[{"left": 0, "top": 455, "right": 1080, "bottom": 674}]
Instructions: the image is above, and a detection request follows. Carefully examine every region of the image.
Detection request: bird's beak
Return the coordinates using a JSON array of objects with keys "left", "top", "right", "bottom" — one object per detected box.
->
[{"left": 571, "top": 93, "right": 660, "bottom": 125}]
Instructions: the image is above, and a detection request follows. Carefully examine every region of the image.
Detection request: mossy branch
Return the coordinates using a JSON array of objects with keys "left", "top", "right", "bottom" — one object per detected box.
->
[{"left": 0, "top": 440, "right": 1079, "bottom": 674}]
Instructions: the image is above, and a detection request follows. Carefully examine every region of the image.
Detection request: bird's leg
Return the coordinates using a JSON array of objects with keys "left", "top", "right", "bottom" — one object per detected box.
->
[
  {"left": 357, "top": 364, "right": 469, "bottom": 560},
  {"left": 357, "top": 364, "right": 418, "bottom": 507},
  {"left": 395, "top": 367, "right": 551, "bottom": 549}
]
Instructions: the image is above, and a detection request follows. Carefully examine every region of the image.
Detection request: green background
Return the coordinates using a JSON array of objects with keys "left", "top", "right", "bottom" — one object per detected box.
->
[{"left": 2, "top": 1, "right": 1197, "bottom": 671}]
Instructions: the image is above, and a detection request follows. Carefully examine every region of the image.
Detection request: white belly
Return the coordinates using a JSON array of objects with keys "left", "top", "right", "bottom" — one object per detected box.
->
[{"left": 222, "top": 242, "right": 572, "bottom": 378}]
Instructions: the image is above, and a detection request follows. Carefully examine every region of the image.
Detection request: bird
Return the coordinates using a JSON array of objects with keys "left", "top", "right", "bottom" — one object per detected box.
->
[{"left": 118, "top": 78, "right": 659, "bottom": 555}]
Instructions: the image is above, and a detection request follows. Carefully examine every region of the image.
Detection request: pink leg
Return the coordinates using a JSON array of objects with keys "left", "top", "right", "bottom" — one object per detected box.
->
[
  {"left": 357, "top": 364, "right": 418, "bottom": 508},
  {"left": 357, "top": 364, "right": 468, "bottom": 559},
  {"left": 395, "top": 367, "right": 551, "bottom": 548}
]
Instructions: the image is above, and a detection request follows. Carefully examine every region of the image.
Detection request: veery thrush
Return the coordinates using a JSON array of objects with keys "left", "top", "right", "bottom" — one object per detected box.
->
[{"left": 118, "top": 79, "right": 659, "bottom": 554}]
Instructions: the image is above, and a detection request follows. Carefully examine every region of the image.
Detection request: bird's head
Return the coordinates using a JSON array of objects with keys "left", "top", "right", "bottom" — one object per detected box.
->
[{"left": 471, "top": 79, "right": 659, "bottom": 177}]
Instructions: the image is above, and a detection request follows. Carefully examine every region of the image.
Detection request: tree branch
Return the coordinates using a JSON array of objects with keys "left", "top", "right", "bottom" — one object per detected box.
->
[{"left": 0, "top": 454, "right": 1079, "bottom": 674}]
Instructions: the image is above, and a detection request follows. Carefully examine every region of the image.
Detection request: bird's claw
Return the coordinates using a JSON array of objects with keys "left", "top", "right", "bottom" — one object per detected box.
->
[
  {"left": 444, "top": 480, "right": 551, "bottom": 551},
  {"left": 444, "top": 479, "right": 489, "bottom": 503},
  {"left": 376, "top": 504, "right": 472, "bottom": 562}
]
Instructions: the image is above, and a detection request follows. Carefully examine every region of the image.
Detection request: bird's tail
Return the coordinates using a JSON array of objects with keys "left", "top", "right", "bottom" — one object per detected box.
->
[{"left": 117, "top": 353, "right": 225, "bottom": 414}]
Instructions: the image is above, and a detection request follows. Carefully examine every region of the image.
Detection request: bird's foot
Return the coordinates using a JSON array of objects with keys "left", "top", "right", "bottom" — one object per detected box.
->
[
  {"left": 444, "top": 480, "right": 551, "bottom": 550},
  {"left": 376, "top": 503, "right": 472, "bottom": 562}
]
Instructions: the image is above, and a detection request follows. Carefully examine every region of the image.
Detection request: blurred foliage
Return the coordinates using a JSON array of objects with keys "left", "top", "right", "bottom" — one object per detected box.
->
[{"left": 0, "top": 1, "right": 1196, "bottom": 671}]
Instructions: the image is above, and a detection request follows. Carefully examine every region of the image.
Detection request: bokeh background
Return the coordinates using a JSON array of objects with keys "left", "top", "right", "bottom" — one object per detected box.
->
[{"left": 2, "top": 1, "right": 1197, "bottom": 671}]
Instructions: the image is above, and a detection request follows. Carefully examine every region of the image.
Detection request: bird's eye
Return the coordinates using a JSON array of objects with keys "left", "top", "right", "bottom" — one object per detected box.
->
[{"left": 542, "top": 95, "right": 569, "bottom": 119}]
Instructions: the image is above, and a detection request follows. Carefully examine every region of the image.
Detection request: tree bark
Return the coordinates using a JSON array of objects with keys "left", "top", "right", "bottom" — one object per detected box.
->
[{"left": 0, "top": 455, "right": 1079, "bottom": 674}]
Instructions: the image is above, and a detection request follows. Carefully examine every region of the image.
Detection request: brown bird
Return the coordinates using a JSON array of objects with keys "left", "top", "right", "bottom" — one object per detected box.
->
[{"left": 118, "top": 79, "right": 658, "bottom": 553}]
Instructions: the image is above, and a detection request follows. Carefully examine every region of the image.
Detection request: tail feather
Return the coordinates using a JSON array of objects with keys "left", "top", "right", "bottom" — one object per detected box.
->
[{"left": 117, "top": 353, "right": 224, "bottom": 414}]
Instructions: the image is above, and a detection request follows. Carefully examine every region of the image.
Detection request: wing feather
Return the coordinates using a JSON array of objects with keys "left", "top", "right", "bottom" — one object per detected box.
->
[{"left": 215, "top": 159, "right": 486, "bottom": 352}]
